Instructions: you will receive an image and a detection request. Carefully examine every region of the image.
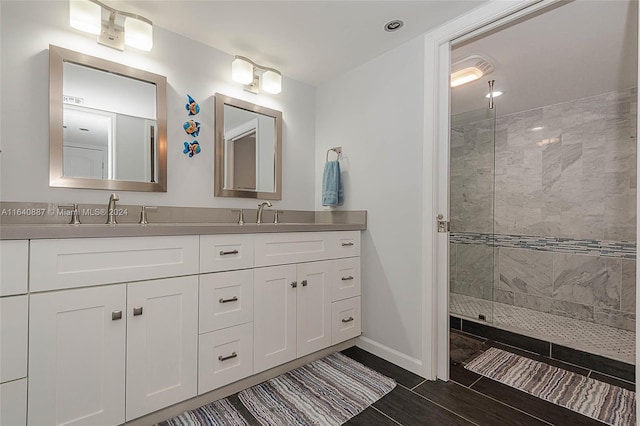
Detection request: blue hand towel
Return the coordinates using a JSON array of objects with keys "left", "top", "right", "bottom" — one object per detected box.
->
[{"left": 322, "top": 160, "right": 343, "bottom": 206}]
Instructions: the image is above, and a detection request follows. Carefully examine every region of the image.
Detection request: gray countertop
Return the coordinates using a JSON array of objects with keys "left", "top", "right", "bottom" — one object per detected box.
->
[
  {"left": 0, "top": 203, "right": 367, "bottom": 240},
  {"left": 0, "top": 222, "right": 366, "bottom": 240}
]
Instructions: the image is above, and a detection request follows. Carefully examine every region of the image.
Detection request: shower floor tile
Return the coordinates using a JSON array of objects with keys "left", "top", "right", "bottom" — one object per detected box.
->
[{"left": 450, "top": 293, "right": 636, "bottom": 364}]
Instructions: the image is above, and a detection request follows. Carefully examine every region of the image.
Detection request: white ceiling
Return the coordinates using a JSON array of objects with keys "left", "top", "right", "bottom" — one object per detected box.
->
[
  {"left": 451, "top": 0, "right": 638, "bottom": 117},
  {"left": 112, "top": 0, "right": 487, "bottom": 86}
]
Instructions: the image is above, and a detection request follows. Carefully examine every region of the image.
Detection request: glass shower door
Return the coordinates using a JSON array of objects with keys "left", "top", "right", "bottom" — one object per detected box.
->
[{"left": 449, "top": 107, "right": 496, "bottom": 324}]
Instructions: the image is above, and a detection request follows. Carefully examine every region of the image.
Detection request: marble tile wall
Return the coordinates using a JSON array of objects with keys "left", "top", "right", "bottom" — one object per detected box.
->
[
  {"left": 450, "top": 88, "right": 637, "bottom": 332},
  {"left": 451, "top": 88, "right": 637, "bottom": 241},
  {"left": 450, "top": 241, "right": 636, "bottom": 331}
]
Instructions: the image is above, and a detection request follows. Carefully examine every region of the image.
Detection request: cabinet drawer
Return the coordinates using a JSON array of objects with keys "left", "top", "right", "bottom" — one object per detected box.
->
[
  {"left": 199, "top": 270, "right": 253, "bottom": 333},
  {"left": 255, "top": 231, "right": 360, "bottom": 266},
  {"left": 332, "top": 296, "right": 361, "bottom": 345},
  {"left": 198, "top": 323, "right": 253, "bottom": 395},
  {"left": 30, "top": 236, "right": 199, "bottom": 292},
  {"left": 1, "top": 378, "right": 27, "bottom": 426},
  {"left": 0, "top": 240, "right": 28, "bottom": 296},
  {"left": 200, "top": 235, "right": 254, "bottom": 273},
  {"left": 331, "top": 257, "right": 361, "bottom": 302},
  {"left": 330, "top": 231, "right": 360, "bottom": 259},
  {"left": 1, "top": 295, "right": 28, "bottom": 383}
]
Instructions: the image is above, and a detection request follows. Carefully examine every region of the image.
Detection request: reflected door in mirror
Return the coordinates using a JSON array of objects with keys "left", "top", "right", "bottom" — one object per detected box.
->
[{"left": 62, "top": 62, "right": 157, "bottom": 183}]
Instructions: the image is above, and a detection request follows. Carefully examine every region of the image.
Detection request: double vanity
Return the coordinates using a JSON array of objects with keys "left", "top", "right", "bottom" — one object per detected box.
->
[{"left": 0, "top": 221, "right": 364, "bottom": 425}]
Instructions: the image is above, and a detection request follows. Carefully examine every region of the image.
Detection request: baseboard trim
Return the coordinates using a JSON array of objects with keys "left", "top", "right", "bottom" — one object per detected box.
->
[
  {"left": 125, "top": 338, "right": 358, "bottom": 425},
  {"left": 356, "top": 336, "right": 424, "bottom": 377}
]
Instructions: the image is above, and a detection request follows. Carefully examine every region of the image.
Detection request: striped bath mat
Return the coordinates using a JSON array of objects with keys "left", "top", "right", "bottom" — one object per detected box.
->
[
  {"left": 465, "top": 347, "right": 636, "bottom": 426},
  {"left": 239, "top": 352, "right": 396, "bottom": 425},
  {"left": 157, "top": 398, "right": 248, "bottom": 426}
]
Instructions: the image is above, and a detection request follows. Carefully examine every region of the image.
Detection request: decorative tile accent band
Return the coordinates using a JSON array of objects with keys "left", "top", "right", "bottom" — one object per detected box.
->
[{"left": 450, "top": 232, "right": 636, "bottom": 259}]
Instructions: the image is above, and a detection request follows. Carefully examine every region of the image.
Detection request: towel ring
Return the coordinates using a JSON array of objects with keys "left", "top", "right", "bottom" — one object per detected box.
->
[{"left": 326, "top": 147, "right": 342, "bottom": 162}]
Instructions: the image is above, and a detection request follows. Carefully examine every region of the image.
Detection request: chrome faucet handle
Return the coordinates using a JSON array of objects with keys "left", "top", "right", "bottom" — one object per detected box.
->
[
  {"left": 274, "top": 210, "right": 284, "bottom": 224},
  {"left": 58, "top": 203, "right": 81, "bottom": 225},
  {"left": 138, "top": 206, "right": 158, "bottom": 225},
  {"left": 231, "top": 209, "right": 245, "bottom": 225}
]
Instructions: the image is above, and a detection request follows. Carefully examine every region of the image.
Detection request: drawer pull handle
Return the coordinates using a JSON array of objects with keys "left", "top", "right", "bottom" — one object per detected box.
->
[
  {"left": 341, "top": 242, "right": 354, "bottom": 247},
  {"left": 341, "top": 276, "right": 354, "bottom": 281},
  {"left": 218, "top": 352, "right": 238, "bottom": 362},
  {"left": 290, "top": 281, "right": 298, "bottom": 288},
  {"left": 301, "top": 280, "right": 308, "bottom": 287},
  {"left": 112, "top": 311, "right": 122, "bottom": 320},
  {"left": 219, "top": 296, "right": 238, "bottom": 304},
  {"left": 133, "top": 307, "right": 143, "bottom": 316},
  {"left": 219, "top": 249, "right": 239, "bottom": 256},
  {"left": 342, "top": 316, "right": 354, "bottom": 323}
]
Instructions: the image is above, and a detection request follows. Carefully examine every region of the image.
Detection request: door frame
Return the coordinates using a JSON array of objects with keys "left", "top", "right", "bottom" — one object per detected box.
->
[{"left": 421, "top": 0, "right": 569, "bottom": 381}]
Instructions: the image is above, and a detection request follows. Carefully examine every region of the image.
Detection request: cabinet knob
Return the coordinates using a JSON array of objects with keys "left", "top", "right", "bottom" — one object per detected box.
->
[
  {"left": 342, "top": 316, "right": 354, "bottom": 323},
  {"left": 133, "top": 307, "right": 143, "bottom": 316},
  {"left": 219, "top": 249, "right": 239, "bottom": 256},
  {"left": 290, "top": 281, "right": 298, "bottom": 288},
  {"left": 341, "top": 242, "right": 354, "bottom": 247},
  {"left": 219, "top": 296, "right": 238, "bottom": 304},
  {"left": 218, "top": 352, "right": 238, "bottom": 362},
  {"left": 341, "top": 276, "right": 354, "bottom": 281},
  {"left": 112, "top": 311, "right": 122, "bottom": 320},
  {"left": 301, "top": 280, "right": 308, "bottom": 287}
]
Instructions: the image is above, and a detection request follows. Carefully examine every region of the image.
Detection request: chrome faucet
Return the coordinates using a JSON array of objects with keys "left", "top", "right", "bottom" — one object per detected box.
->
[
  {"left": 106, "top": 193, "right": 119, "bottom": 225},
  {"left": 256, "top": 201, "right": 273, "bottom": 224}
]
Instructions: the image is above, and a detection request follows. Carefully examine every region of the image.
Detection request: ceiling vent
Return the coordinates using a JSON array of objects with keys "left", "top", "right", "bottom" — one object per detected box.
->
[{"left": 450, "top": 55, "right": 494, "bottom": 87}]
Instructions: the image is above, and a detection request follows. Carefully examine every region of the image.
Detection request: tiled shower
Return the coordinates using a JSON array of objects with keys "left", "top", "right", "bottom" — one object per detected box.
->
[{"left": 449, "top": 88, "right": 637, "bottom": 363}]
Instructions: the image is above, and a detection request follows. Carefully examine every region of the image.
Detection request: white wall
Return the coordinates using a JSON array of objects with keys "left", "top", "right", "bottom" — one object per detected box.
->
[
  {"left": 316, "top": 36, "right": 426, "bottom": 372},
  {"left": 0, "top": 1, "right": 316, "bottom": 210}
]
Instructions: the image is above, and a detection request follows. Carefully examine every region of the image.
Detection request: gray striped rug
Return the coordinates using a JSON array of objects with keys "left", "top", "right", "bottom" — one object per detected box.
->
[
  {"left": 239, "top": 352, "right": 396, "bottom": 425},
  {"left": 157, "top": 398, "right": 248, "bottom": 426},
  {"left": 465, "top": 347, "right": 636, "bottom": 426}
]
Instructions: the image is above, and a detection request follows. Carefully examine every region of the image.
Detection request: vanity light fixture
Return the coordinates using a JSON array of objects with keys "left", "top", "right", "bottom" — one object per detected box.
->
[
  {"left": 231, "top": 55, "right": 282, "bottom": 95},
  {"left": 69, "top": 0, "right": 153, "bottom": 51},
  {"left": 450, "top": 55, "right": 494, "bottom": 88}
]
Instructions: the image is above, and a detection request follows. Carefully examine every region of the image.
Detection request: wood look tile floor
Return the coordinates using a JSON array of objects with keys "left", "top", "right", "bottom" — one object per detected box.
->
[
  {"left": 222, "top": 332, "right": 633, "bottom": 425},
  {"left": 338, "top": 333, "right": 634, "bottom": 426}
]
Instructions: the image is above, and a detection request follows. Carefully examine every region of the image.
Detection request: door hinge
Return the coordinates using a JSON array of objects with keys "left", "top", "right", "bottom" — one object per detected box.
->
[{"left": 436, "top": 214, "right": 450, "bottom": 233}]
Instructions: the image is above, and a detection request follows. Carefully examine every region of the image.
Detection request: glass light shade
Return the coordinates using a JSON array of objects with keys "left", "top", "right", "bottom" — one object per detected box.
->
[
  {"left": 124, "top": 17, "right": 153, "bottom": 51},
  {"left": 261, "top": 70, "right": 282, "bottom": 94},
  {"left": 69, "top": 0, "right": 102, "bottom": 35},
  {"left": 450, "top": 67, "right": 483, "bottom": 87},
  {"left": 232, "top": 57, "right": 254, "bottom": 85},
  {"left": 485, "top": 91, "right": 503, "bottom": 98}
]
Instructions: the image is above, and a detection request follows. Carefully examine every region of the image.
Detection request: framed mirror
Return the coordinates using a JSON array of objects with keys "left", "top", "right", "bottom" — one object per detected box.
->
[
  {"left": 49, "top": 45, "right": 167, "bottom": 191},
  {"left": 215, "top": 93, "right": 282, "bottom": 200}
]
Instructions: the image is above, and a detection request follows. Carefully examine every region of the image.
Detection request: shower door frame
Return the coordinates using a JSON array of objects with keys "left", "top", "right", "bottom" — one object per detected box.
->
[{"left": 423, "top": 0, "right": 569, "bottom": 381}]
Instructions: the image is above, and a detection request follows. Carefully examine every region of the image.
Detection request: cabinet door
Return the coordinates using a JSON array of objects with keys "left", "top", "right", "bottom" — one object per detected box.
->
[
  {"left": 296, "top": 261, "right": 332, "bottom": 357},
  {"left": 1, "top": 378, "right": 27, "bottom": 426},
  {"left": 28, "top": 285, "right": 126, "bottom": 426},
  {"left": 253, "top": 265, "right": 297, "bottom": 373},
  {"left": 1, "top": 295, "right": 28, "bottom": 383},
  {"left": 126, "top": 276, "right": 198, "bottom": 421}
]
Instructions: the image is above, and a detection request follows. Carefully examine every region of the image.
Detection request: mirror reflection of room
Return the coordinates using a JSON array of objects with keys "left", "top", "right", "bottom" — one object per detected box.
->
[
  {"left": 223, "top": 104, "right": 276, "bottom": 193},
  {"left": 62, "top": 62, "right": 157, "bottom": 183}
]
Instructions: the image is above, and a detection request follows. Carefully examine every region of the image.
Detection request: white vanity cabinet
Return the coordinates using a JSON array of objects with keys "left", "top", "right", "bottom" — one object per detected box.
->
[
  {"left": 26, "top": 236, "right": 199, "bottom": 425},
  {"left": 253, "top": 232, "right": 361, "bottom": 373},
  {"left": 0, "top": 240, "right": 29, "bottom": 426},
  {"left": 3, "top": 229, "right": 361, "bottom": 425}
]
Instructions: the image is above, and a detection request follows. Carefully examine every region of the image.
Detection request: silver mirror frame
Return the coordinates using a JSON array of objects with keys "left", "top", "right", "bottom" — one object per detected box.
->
[
  {"left": 214, "top": 93, "right": 282, "bottom": 200},
  {"left": 49, "top": 45, "right": 168, "bottom": 191}
]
